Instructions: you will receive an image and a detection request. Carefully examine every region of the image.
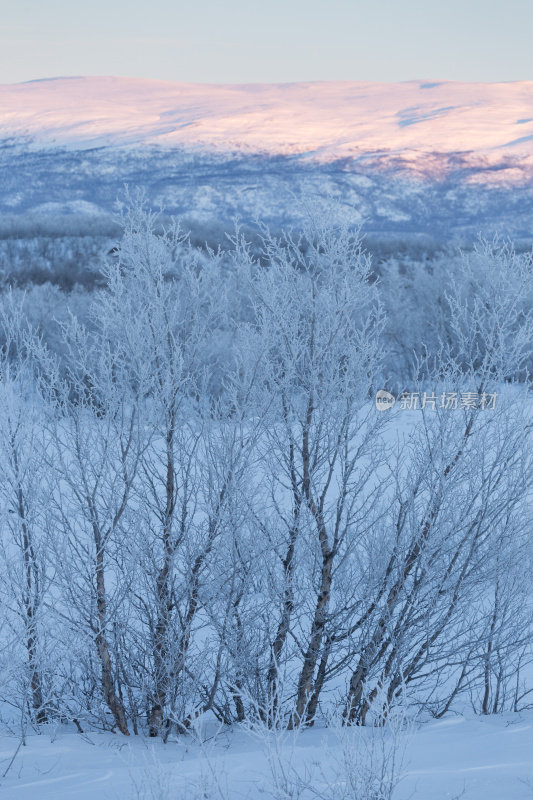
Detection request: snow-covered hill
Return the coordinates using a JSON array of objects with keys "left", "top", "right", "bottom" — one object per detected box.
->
[
  {"left": 2, "top": 76, "right": 533, "bottom": 236},
  {"left": 3, "top": 76, "right": 533, "bottom": 163}
]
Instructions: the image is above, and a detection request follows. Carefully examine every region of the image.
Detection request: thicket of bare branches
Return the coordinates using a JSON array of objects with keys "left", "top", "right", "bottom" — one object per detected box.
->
[{"left": 0, "top": 197, "right": 532, "bottom": 740}]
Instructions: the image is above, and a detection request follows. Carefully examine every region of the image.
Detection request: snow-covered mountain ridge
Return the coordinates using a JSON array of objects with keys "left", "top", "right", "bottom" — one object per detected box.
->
[
  {"left": 2, "top": 76, "right": 533, "bottom": 165},
  {"left": 2, "top": 76, "right": 533, "bottom": 236}
]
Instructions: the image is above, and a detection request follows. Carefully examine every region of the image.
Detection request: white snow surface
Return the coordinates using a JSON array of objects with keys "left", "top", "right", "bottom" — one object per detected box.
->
[
  {"left": 1, "top": 76, "right": 533, "bottom": 175},
  {"left": 1, "top": 712, "right": 533, "bottom": 799}
]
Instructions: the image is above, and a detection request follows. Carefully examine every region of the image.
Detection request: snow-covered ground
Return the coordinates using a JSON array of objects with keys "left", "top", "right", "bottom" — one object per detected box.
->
[{"left": 1, "top": 713, "right": 532, "bottom": 799}]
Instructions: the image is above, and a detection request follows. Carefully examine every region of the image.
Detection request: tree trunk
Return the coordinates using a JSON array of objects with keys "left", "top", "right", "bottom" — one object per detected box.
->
[
  {"left": 17, "top": 479, "right": 47, "bottom": 724},
  {"left": 149, "top": 420, "right": 176, "bottom": 737},
  {"left": 267, "top": 493, "right": 300, "bottom": 723},
  {"left": 291, "top": 548, "right": 333, "bottom": 727},
  {"left": 95, "top": 546, "right": 129, "bottom": 735}
]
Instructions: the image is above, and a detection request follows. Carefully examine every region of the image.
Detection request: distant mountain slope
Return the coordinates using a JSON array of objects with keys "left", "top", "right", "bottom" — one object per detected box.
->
[
  {"left": 1, "top": 77, "right": 533, "bottom": 237},
  {"left": 3, "top": 76, "right": 533, "bottom": 163}
]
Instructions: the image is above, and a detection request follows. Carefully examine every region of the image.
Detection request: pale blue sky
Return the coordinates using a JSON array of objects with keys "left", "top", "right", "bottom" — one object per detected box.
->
[{"left": 0, "top": 0, "right": 532, "bottom": 85}]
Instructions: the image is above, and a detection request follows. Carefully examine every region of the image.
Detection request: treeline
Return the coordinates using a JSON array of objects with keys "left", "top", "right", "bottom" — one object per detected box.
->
[{"left": 0, "top": 197, "right": 532, "bottom": 738}]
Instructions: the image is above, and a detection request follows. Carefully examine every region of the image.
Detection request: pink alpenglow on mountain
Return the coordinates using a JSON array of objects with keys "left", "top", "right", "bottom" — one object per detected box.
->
[{"left": 1, "top": 76, "right": 533, "bottom": 180}]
